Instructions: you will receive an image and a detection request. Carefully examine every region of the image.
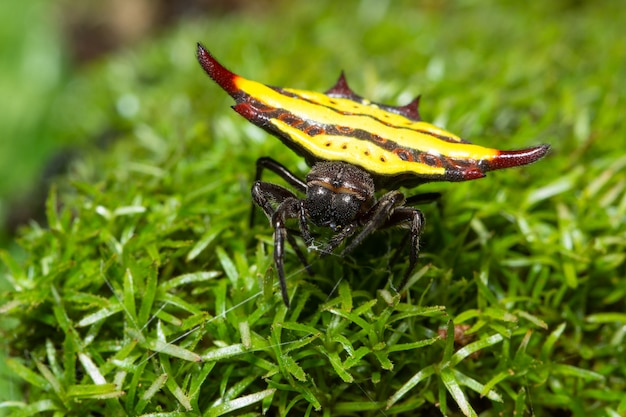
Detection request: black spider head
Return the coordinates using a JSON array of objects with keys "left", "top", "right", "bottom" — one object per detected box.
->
[{"left": 304, "top": 161, "right": 375, "bottom": 231}]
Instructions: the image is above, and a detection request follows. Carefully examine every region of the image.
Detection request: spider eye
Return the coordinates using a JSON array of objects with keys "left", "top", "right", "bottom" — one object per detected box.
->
[
  {"left": 305, "top": 185, "right": 362, "bottom": 229},
  {"left": 333, "top": 194, "right": 361, "bottom": 224},
  {"left": 305, "top": 185, "right": 333, "bottom": 226},
  {"left": 312, "top": 185, "right": 330, "bottom": 197}
]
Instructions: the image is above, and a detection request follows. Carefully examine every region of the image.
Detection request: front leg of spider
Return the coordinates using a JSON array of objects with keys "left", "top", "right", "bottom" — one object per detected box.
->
[
  {"left": 341, "top": 190, "right": 407, "bottom": 256},
  {"left": 322, "top": 223, "right": 359, "bottom": 255},
  {"left": 251, "top": 181, "right": 311, "bottom": 306},
  {"left": 339, "top": 190, "right": 424, "bottom": 291},
  {"left": 270, "top": 198, "right": 306, "bottom": 306},
  {"left": 249, "top": 157, "right": 307, "bottom": 228}
]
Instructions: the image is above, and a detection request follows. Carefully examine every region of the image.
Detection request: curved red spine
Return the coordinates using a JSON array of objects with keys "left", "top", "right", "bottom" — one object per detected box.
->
[
  {"left": 197, "top": 43, "right": 239, "bottom": 97},
  {"left": 489, "top": 144, "right": 550, "bottom": 171}
]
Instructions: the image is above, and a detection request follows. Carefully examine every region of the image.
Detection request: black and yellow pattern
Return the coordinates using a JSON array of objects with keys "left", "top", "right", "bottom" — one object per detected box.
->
[{"left": 197, "top": 44, "right": 549, "bottom": 187}]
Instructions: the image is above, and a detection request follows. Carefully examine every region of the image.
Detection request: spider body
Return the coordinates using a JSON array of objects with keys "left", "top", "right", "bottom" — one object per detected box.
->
[
  {"left": 252, "top": 158, "right": 423, "bottom": 305},
  {"left": 196, "top": 43, "right": 550, "bottom": 305}
]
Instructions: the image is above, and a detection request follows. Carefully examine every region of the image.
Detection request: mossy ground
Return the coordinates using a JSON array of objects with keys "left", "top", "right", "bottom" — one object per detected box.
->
[{"left": 1, "top": 1, "right": 625, "bottom": 416}]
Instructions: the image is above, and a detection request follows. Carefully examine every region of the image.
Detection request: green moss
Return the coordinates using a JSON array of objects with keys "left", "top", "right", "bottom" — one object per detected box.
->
[{"left": 2, "top": 1, "right": 625, "bottom": 416}]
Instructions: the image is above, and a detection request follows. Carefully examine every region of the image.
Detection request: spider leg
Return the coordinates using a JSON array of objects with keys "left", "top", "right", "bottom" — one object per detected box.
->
[
  {"left": 341, "top": 190, "right": 406, "bottom": 256},
  {"left": 387, "top": 191, "right": 435, "bottom": 288},
  {"left": 251, "top": 181, "right": 312, "bottom": 266},
  {"left": 254, "top": 157, "right": 308, "bottom": 192},
  {"left": 322, "top": 224, "right": 358, "bottom": 255},
  {"left": 251, "top": 181, "right": 298, "bottom": 220},
  {"left": 252, "top": 181, "right": 311, "bottom": 306},
  {"left": 293, "top": 201, "right": 308, "bottom": 245},
  {"left": 404, "top": 192, "right": 441, "bottom": 206},
  {"left": 405, "top": 191, "right": 443, "bottom": 218},
  {"left": 252, "top": 182, "right": 313, "bottom": 275},
  {"left": 250, "top": 157, "right": 307, "bottom": 227},
  {"left": 271, "top": 198, "right": 304, "bottom": 306},
  {"left": 383, "top": 207, "right": 425, "bottom": 291},
  {"left": 285, "top": 231, "right": 312, "bottom": 276}
]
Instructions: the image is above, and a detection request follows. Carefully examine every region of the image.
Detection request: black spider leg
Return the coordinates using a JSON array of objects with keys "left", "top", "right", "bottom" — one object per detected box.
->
[
  {"left": 338, "top": 190, "right": 424, "bottom": 292},
  {"left": 340, "top": 191, "right": 407, "bottom": 256},
  {"left": 404, "top": 192, "right": 441, "bottom": 206},
  {"left": 388, "top": 191, "right": 441, "bottom": 277},
  {"left": 251, "top": 179, "right": 312, "bottom": 265},
  {"left": 250, "top": 157, "right": 313, "bottom": 272},
  {"left": 270, "top": 197, "right": 309, "bottom": 306},
  {"left": 250, "top": 157, "right": 307, "bottom": 228},
  {"left": 251, "top": 179, "right": 311, "bottom": 306},
  {"left": 384, "top": 207, "right": 425, "bottom": 292},
  {"left": 322, "top": 224, "right": 359, "bottom": 255}
]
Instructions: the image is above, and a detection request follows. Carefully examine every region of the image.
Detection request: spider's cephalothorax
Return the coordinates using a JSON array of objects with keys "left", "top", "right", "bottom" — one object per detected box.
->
[
  {"left": 303, "top": 161, "right": 375, "bottom": 230},
  {"left": 251, "top": 158, "right": 423, "bottom": 306},
  {"left": 196, "top": 43, "right": 550, "bottom": 306}
]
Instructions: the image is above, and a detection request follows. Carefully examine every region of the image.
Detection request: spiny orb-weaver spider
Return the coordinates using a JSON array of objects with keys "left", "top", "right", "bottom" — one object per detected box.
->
[{"left": 197, "top": 44, "right": 550, "bottom": 306}]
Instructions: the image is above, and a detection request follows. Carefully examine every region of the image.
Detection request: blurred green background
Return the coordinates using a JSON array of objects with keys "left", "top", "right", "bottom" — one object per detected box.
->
[
  {"left": 1, "top": 0, "right": 62, "bottom": 240},
  {"left": 1, "top": 0, "right": 248, "bottom": 244}
]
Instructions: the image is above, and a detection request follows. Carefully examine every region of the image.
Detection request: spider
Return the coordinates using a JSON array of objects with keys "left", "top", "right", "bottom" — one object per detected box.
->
[
  {"left": 196, "top": 43, "right": 549, "bottom": 307},
  {"left": 251, "top": 156, "right": 428, "bottom": 306}
]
